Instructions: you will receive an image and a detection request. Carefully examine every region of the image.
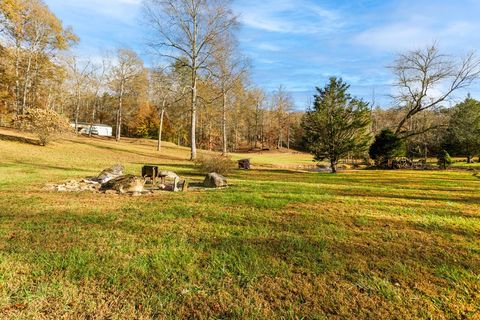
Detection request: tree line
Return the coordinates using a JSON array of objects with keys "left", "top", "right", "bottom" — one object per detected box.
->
[
  {"left": 0, "top": 0, "right": 299, "bottom": 158},
  {"left": 1, "top": 0, "right": 480, "bottom": 168}
]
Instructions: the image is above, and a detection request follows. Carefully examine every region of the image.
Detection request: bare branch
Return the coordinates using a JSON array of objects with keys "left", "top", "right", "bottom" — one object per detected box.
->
[{"left": 391, "top": 43, "right": 480, "bottom": 137}]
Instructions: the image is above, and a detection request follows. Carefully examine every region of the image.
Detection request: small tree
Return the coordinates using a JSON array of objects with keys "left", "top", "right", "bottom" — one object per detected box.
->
[
  {"left": 445, "top": 97, "right": 480, "bottom": 163},
  {"left": 437, "top": 150, "right": 453, "bottom": 169},
  {"left": 369, "top": 129, "right": 405, "bottom": 167},
  {"left": 301, "top": 77, "right": 372, "bottom": 173},
  {"left": 16, "top": 108, "right": 72, "bottom": 145}
]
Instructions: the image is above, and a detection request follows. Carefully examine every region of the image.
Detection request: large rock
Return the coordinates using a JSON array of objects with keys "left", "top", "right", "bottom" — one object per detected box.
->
[
  {"left": 158, "top": 170, "right": 179, "bottom": 180},
  {"left": 97, "top": 164, "right": 124, "bottom": 183},
  {"left": 155, "top": 170, "right": 180, "bottom": 191},
  {"left": 101, "top": 175, "right": 145, "bottom": 194},
  {"left": 203, "top": 172, "right": 227, "bottom": 188}
]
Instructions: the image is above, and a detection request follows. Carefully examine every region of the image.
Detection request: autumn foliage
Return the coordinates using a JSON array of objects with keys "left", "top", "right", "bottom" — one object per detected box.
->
[{"left": 15, "top": 108, "right": 72, "bottom": 146}]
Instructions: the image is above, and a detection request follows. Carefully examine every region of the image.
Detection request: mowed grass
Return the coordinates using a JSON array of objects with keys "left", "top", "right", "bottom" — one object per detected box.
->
[
  {"left": 230, "top": 151, "right": 315, "bottom": 168},
  {"left": 0, "top": 132, "right": 479, "bottom": 319}
]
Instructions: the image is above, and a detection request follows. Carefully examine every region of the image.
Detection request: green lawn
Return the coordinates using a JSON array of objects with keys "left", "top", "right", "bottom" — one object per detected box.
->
[
  {"left": 230, "top": 151, "right": 315, "bottom": 168},
  {"left": 425, "top": 157, "right": 480, "bottom": 168},
  {"left": 0, "top": 132, "right": 479, "bottom": 319}
]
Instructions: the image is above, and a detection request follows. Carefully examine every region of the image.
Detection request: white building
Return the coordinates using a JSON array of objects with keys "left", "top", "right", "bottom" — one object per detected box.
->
[{"left": 71, "top": 123, "right": 113, "bottom": 137}]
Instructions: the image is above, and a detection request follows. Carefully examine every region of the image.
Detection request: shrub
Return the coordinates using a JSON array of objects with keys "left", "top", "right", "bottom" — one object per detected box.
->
[
  {"left": 437, "top": 150, "right": 453, "bottom": 170},
  {"left": 0, "top": 112, "right": 15, "bottom": 127},
  {"left": 15, "top": 108, "right": 72, "bottom": 146},
  {"left": 194, "top": 153, "right": 235, "bottom": 175},
  {"left": 369, "top": 129, "right": 405, "bottom": 167}
]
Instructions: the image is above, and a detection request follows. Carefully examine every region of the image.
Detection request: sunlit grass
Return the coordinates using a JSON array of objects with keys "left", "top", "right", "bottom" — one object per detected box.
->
[{"left": 0, "top": 130, "right": 479, "bottom": 319}]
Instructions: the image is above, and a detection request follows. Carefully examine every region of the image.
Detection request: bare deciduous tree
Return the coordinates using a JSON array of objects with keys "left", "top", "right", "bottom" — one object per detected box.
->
[
  {"left": 65, "top": 56, "right": 93, "bottom": 133},
  {"left": 88, "top": 58, "right": 109, "bottom": 137},
  {"left": 150, "top": 68, "right": 180, "bottom": 151},
  {"left": 110, "top": 49, "right": 145, "bottom": 141},
  {"left": 392, "top": 44, "right": 480, "bottom": 137},
  {"left": 271, "top": 86, "right": 294, "bottom": 149},
  {"left": 211, "top": 35, "right": 248, "bottom": 155},
  {"left": 143, "top": 0, "right": 237, "bottom": 160},
  {"left": 251, "top": 88, "right": 265, "bottom": 149}
]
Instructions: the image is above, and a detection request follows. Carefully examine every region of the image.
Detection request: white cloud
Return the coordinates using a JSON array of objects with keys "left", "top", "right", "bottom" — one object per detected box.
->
[
  {"left": 256, "top": 43, "right": 283, "bottom": 52},
  {"left": 235, "top": 0, "right": 343, "bottom": 35},
  {"left": 354, "top": 20, "right": 479, "bottom": 52},
  {"left": 352, "top": 0, "right": 480, "bottom": 53}
]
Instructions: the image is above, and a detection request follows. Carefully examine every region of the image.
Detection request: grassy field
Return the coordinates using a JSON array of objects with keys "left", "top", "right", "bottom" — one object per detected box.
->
[{"left": 0, "top": 131, "right": 479, "bottom": 319}]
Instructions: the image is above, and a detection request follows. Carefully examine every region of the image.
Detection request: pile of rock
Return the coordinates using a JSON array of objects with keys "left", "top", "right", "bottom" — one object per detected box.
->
[
  {"left": 44, "top": 164, "right": 149, "bottom": 196},
  {"left": 44, "top": 179, "right": 101, "bottom": 193},
  {"left": 44, "top": 165, "right": 230, "bottom": 195}
]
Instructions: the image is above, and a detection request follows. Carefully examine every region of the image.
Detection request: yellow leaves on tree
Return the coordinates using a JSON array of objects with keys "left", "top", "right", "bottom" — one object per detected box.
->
[{"left": 15, "top": 108, "right": 72, "bottom": 146}]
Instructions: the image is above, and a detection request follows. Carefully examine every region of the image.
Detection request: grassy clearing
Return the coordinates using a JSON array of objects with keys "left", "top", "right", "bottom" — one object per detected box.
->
[
  {"left": 230, "top": 151, "right": 315, "bottom": 168},
  {"left": 423, "top": 156, "right": 480, "bottom": 168},
  {"left": 0, "top": 131, "right": 479, "bottom": 319}
]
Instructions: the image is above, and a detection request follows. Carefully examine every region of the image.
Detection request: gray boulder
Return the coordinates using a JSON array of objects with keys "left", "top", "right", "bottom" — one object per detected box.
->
[
  {"left": 203, "top": 172, "right": 227, "bottom": 188},
  {"left": 158, "top": 170, "right": 180, "bottom": 184},
  {"left": 101, "top": 175, "right": 145, "bottom": 194},
  {"left": 97, "top": 164, "right": 124, "bottom": 183}
]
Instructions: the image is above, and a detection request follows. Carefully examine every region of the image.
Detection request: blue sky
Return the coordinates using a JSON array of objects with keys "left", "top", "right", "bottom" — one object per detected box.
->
[{"left": 44, "top": 0, "right": 480, "bottom": 110}]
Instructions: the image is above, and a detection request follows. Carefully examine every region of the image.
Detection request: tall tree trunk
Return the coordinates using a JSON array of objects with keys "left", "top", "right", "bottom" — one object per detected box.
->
[
  {"left": 222, "top": 91, "right": 227, "bottom": 155},
  {"left": 287, "top": 122, "right": 290, "bottom": 150},
  {"left": 89, "top": 98, "right": 97, "bottom": 137},
  {"left": 260, "top": 120, "right": 264, "bottom": 150},
  {"left": 190, "top": 14, "right": 198, "bottom": 161},
  {"left": 116, "top": 82, "right": 124, "bottom": 142},
  {"left": 157, "top": 104, "right": 165, "bottom": 152},
  {"left": 467, "top": 155, "right": 473, "bottom": 164},
  {"left": 21, "top": 55, "right": 33, "bottom": 114},
  {"left": 14, "top": 45, "right": 21, "bottom": 115},
  {"left": 423, "top": 143, "right": 428, "bottom": 163},
  {"left": 116, "top": 107, "right": 122, "bottom": 141},
  {"left": 330, "top": 160, "right": 337, "bottom": 174},
  {"left": 74, "top": 91, "right": 81, "bottom": 134},
  {"left": 254, "top": 103, "right": 259, "bottom": 149},
  {"left": 190, "top": 72, "right": 197, "bottom": 160}
]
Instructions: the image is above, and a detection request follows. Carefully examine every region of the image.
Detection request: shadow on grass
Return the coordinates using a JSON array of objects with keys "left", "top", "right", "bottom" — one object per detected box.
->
[
  {"left": 67, "top": 140, "right": 188, "bottom": 162},
  {"left": 334, "top": 189, "right": 480, "bottom": 205},
  {"left": 10, "top": 160, "right": 93, "bottom": 173},
  {"left": 0, "top": 133, "right": 40, "bottom": 145}
]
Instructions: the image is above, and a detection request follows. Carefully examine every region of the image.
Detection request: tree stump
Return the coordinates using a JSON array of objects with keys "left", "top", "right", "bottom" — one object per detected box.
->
[{"left": 237, "top": 159, "right": 251, "bottom": 170}]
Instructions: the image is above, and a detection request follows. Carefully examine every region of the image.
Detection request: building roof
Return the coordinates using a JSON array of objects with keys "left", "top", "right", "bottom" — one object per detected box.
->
[{"left": 70, "top": 122, "right": 112, "bottom": 128}]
